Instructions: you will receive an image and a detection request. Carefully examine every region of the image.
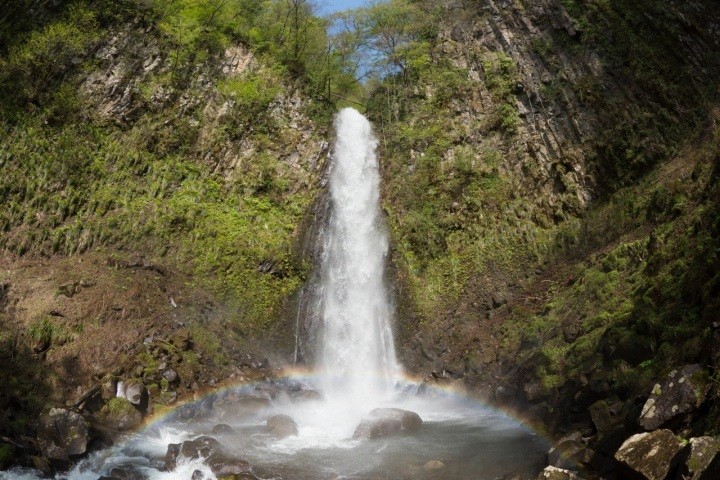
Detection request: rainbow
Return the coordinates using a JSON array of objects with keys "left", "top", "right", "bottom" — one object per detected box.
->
[{"left": 138, "top": 366, "right": 554, "bottom": 444}]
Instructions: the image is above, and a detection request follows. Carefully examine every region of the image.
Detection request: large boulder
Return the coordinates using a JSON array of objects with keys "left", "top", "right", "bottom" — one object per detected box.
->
[
  {"left": 353, "top": 408, "right": 422, "bottom": 439},
  {"left": 681, "top": 436, "right": 720, "bottom": 480},
  {"left": 37, "top": 408, "right": 90, "bottom": 461},
  {"left": 638, "top": 365, "right": 708, "bottom": 430},
  {"left": 614, "top": 429, "right": 685, "bottom": 480},
  {"left": 165, "top": 436, "right": 257, "bottom": 479},
  {"left": 537, "top": 466, "right": 581, "bottom": 480},
  {"left": 266, "top": 414, "right": 298, "bottom": 438},
  {"left": 95, "top": 398, "right": 143, "bottom": 431}
]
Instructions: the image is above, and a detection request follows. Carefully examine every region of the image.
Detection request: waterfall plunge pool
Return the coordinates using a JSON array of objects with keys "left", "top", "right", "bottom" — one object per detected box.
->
[{"left": 3, "top": 382, "right": 549, "bottom": 480}]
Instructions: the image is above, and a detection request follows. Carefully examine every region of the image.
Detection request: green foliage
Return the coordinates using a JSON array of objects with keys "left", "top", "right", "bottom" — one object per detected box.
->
[
  {"left": 28, "top": 316, "right": 74, "bottom": 346},
  {"left": 0, "top": 443, "right": 14, "bottom": 468},
  {"left": 481, "top": 52, "right": 520, "bottom": 133},
  {"left": 0, "top": 4, "right": 101, "bottom": 118},
  {"left": 0, "top": 117, "right": 311, "bottom": 333}
]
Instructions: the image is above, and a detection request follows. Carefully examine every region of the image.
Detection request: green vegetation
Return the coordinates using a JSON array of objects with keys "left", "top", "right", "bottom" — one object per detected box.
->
[{"left": 0, "top": 443, "right": 14, "bottom": 469}]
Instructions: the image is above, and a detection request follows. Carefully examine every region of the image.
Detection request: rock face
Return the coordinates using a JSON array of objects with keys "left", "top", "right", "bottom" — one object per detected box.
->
[
  {"left": 614, "top": 429, "right": 685, "bottom": 480},
  {"left": 266, "top": 414, "right": 298, "bottom": 438},
  {"left": 537, "top": 466, "right": 581, "bottom": 480},
  {"left": 682, "top": 436, "right": 720, "bottom": 480},
  {"left": 165, "top": 436, "right": 257, "bottom": 479},
  {"left": 639, "top": 365, "right": 708, "bottom": 430},
  {"left": 352, "top": 408, "right": 422, "bottom": 439},
  {"left": 37, "top": 408, "right": 90, "bottom": 461}
]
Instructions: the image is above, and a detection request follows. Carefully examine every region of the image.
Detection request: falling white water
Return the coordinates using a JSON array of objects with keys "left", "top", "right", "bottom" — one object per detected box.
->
[{"left": 317, "top": 108, "right": 400, "bottom": 409}]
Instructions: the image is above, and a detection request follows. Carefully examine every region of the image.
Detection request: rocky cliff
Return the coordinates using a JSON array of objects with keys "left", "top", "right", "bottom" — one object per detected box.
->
[{"left": 369, "top": 0, "right": 720, "bottom": 477}]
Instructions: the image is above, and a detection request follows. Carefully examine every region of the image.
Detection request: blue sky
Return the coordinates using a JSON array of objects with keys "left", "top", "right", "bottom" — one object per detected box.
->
[{"left": 318, "top": 0, "right": 371, "bottom": 14}]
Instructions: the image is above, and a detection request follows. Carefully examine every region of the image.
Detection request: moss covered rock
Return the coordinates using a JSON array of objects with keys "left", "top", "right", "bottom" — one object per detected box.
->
[{"left": 95, "top": 398, "right": 142, "bottom": 431}]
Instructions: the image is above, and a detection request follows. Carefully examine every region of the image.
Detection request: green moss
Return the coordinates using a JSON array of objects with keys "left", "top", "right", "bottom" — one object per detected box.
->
[
  {"left": 104, "top": 397, "right": 136, "bottom": 415},
  {"left": 0, "top": 444, "right": 14, "bottom": 468}
]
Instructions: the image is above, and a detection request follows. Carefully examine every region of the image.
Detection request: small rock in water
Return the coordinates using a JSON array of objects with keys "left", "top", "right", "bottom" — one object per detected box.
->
[
  {"left": 423, "top": 460, "right": 445, "bottom": 471},
  {"left": 107, "top": 467, "right": 148, "bottom": 479},
  {"left": 165, "top": 436, "right": 256, "bottom": 479},
  {"left": 266, "top": 414, "right": 298, "bottom": 438},
  {"left": 212, "top": 423, "right": 235, "bottom": 435},
  {"left": 353, "top": 408, "right": 422, "bottom": 439}
]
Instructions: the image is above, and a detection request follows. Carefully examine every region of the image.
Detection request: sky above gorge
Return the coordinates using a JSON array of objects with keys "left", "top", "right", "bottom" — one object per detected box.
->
[{"left": 319, "top": 0, "right": 371, "bottom": 14}]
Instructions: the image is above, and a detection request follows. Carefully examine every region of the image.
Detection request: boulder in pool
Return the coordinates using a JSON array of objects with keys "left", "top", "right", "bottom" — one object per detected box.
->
[
  {"left": 266, "top": 414, "right": 298, "bottom": 438},
  {"left": 165, "top": 436, "right": 258, "bottom": 479},
  {"left": 353, "top": 408, "right": 422, "bottom": 439}
]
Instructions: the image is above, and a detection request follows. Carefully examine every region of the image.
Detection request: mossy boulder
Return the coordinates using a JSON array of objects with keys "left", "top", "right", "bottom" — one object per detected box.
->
[
  {"left": 95, "top": 398, "right": 143, "bottom": 431},
  {"left": 37, "top": 408, "right": 90, "bottom": 461}
]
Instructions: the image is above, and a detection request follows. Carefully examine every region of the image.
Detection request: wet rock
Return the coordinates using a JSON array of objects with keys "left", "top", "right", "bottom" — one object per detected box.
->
[
  {"left": 105, "top": 467, "right": 148, "bottom": 479},
  {"left": 548, "top": 432, "right": 592, "bottom": 470},
  {"left": 290, "top": 389, "right": 322, "bottom": 402},
  {"left": 191, "top": 471, "right": 205, "bottom": 480},
  {"left": 95, "top": 398, "right": 143, "bottom": 431},
  {"left": 423, "top": 460, "right": 446, "bottom": 471},
  {"left": 638, "top": 365, "right": 708, "bottom": 430},
  {"left": 212, "top": 423, "right": 235, "bottom": 435},
  {"left": 165, "top": 443, "right": 181, "bottom": 471},
  {"left": 31, "top": 455, "right": 53, "bottom": 476},
  {"left": 537, "top": 466, "right": 581, "bottom": 480},
  {"left": 681, "top": 436, "right": 720, "bottom": 480},
  {"left": 165, "top": 436, "right": 257, "bottom": 479},
  {"left": 266, "top": 414, "right": 298, "bottom": 438},
  {"left": 216, "top": 396, "right": 271, "bottom": 418},
  {"left": 37, "top": 408, "right": 90, "bottom": 461},
  {"left": 353, "top": 408, "right": 422, "bottom": 439},
  {"left": 614, "top": 429, "right": 684, "bottom": 480}
]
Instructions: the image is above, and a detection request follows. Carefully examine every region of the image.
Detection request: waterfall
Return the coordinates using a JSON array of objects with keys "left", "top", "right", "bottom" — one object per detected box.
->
[{"left": 316, "top": 108, "right": 400, "bottom": 406}]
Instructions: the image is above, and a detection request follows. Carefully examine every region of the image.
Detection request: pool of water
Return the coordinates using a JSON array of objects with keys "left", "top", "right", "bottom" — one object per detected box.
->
[{"left": 1, "top": 385, "right": 549, "bottom": 480}]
